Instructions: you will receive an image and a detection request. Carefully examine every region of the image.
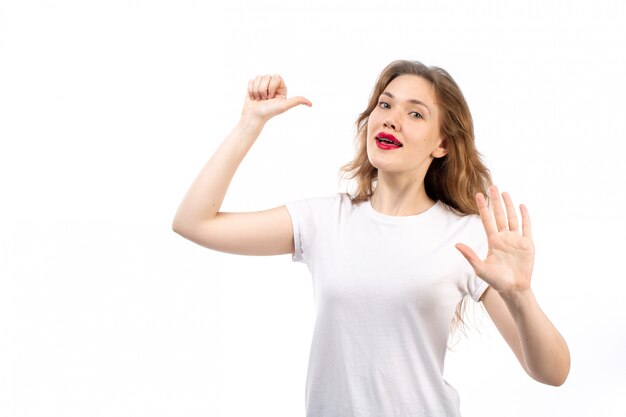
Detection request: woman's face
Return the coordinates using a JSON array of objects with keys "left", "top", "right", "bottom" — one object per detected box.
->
[{"left": 366, "top": 74, "right": 448, "bottom": 178}]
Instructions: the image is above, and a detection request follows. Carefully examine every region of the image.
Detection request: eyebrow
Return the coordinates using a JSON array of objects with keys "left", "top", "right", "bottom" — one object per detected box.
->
[{"left": 381, "top": 91, "right": 432, "bottom": 115}]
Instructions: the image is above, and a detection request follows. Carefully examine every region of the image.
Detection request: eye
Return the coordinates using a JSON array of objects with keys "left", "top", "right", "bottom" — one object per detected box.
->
[
  {"left": 378, "top": 101, "right": 390, "bottom": 109},
  {"left": 409, "top": 111, "right": 423, "bottom": 119}
]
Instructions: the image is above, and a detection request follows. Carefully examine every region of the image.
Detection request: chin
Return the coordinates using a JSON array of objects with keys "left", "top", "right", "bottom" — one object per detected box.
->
[
  {"left": 365, "top": 150, "right": 381, "bottom": 171},
  {"left": 366, "top": 150, "right": 393, "bottom": 171}
]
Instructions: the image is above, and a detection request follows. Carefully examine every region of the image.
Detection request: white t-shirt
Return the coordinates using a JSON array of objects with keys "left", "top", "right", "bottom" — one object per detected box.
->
[{"left": 284, "top": 193, "right": 489, "bottom": 417}]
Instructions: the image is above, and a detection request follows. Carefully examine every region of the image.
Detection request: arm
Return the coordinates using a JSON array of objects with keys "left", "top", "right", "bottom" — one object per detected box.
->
[
  {"left": 480, "top": 287, "right": 570, "bottom": 386},
  {"left": 172, "top": 74, "right": 312, "bottom": 255},
  {"left": 456, "top": 185, "right": 570, "bottom": 386}
]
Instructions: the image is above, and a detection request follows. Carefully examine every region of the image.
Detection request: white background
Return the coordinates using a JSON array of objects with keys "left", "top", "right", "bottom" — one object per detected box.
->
[{"left": 1, "top": 0, "right": 625, "bottom": 416}]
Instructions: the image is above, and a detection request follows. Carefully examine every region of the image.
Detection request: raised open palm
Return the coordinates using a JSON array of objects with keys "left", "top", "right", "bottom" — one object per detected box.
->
[{"left": 455, "top": 185, "right": 535, "bottom": 294}]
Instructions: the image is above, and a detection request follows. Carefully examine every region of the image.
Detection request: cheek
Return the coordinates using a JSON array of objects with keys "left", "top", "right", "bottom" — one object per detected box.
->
[
  {"left": 367, "top": 114, "right": 383, "bottom": 140},
  {"left": 365, "top": 126, "right": 376, "bottom": 160},
  {"left": 368, "top": 109, "right": 383, "bottom": 126},
  {"left": 365, "top": 139, "right": 378, "bottom": 169},
  {"left": 365, "top": 131, "right": 373, "bottom": 154}
]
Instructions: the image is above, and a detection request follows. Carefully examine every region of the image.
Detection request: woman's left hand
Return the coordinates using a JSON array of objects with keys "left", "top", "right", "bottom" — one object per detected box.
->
[{"left": 455, "top": 185, "right": 535, "bottom": 295}]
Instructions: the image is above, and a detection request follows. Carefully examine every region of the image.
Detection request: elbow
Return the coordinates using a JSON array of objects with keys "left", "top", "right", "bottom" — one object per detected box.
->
[
  {"left": 543, "top": 370, "right": 569, "bottom": 387},
  {"left": 551, "top": 360, "right": 571, "bottom": 387},
  {"left": 529, "top": 356, "right": 571, "bottom": 387},
  {"left": 552, "top": 345, "right": 572, "bottom": 387},
  {"left": 541, "top": 370, "right": 568, "bottom": 387},
  {"left": 172, "top": 218, "right": 187, "bottom": 236}
]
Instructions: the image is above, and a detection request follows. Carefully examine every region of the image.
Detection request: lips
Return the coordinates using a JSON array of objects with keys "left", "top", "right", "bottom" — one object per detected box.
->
[{"left": 375, "top": 132, "right": 403, "bottom": 147}]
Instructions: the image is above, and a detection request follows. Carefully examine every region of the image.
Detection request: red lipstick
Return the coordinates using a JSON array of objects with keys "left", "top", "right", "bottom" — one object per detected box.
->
[{"left": 375, "top": 132, "right": 403, "bottom": 149}]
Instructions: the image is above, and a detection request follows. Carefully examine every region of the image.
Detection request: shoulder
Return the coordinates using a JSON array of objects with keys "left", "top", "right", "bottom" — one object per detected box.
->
[
  {"left": 284, "top": 192, "right": 351, "bottom": 220},
  {"left": 437, "top": 201, "right": 485, "bottom": 240},
  {"left": 438, "top": 201, "right": 480, "bottom": 222},
  {"left": 285, "top": 192, "right": 345, "bottom": 210}
]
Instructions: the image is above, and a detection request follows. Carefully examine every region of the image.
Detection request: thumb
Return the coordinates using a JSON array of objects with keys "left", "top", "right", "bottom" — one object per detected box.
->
[
  {"left": 455, "top": 243, "right": 484, "bottom": 276},
  {"left": 277, "top": 95, "right": 312, "bottom": 113}
]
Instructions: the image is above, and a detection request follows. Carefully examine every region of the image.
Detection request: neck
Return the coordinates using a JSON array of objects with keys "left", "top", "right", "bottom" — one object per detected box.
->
[{"left": 370, "top": 172, "right": 435, "bottom": 216}]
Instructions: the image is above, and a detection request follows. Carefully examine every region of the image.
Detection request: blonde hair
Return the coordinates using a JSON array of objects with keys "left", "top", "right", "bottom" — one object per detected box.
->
[{"left": 339, "top": 60, "right": 492, "bottom": 335}]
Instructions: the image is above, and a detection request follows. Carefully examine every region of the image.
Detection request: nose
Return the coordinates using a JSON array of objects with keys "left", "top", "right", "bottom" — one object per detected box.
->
[{"left": 383, "top": 118, "right": 397, "bottom": 131}]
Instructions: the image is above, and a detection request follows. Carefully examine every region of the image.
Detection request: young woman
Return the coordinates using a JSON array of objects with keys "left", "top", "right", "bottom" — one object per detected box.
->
[{"left": 172, "top": 60, "right": 570, "bottom": 417}]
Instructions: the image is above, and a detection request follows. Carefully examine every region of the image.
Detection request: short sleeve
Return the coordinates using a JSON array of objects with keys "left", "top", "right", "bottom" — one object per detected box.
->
[
  {"left": 467, "top": 216, "right": 490, "bottom": 302},
  {"left": 470, "top": 273, "right": 489, "bottom": 302},
  {"left": 284, "top": 194, "right": 338, "bottom": 264}
]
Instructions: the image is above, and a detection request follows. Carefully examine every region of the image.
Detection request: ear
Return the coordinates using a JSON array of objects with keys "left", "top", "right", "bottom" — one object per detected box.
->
[{"left": 432, "top": 138, "right": 449, "bottom": 158}]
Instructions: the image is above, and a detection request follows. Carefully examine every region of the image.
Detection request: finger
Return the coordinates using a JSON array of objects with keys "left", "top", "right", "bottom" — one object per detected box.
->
[
  {"left": 502, "top": 192, "right": 519, "bottom": 232},
  {"left": 267, "top": 74, "right": 283, "bottom": 99},
  {"left": 247, "top": 78, "right": 255, "bottom": 100},
  {"left": 252, "top": 76, "right": 263, "bottom": 100},
  {"left": 276, "top": 96, "right": 312, "bottom": 113},
  {"left": 520, "top": 204, "right": 532, "bottom": 238},
  {"left": 275, "top": 74, "right": 288, "bottom": 98},
  {"left": 490, "top": 185, "right": 508, "bottom": 232},
  {"left": 259, "top": 74, "right": 272, "bottom": 99},
  {"left": 455, "top": 243, "right": 485, "bottom": 277},
  {"left": 476, "top": 192, "right": 497, "bottom": 237}
]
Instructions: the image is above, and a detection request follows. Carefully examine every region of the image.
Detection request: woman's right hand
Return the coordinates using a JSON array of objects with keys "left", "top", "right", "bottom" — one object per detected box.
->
[{"left": 241, "top": 74, "right": 312, "bottom": 123}]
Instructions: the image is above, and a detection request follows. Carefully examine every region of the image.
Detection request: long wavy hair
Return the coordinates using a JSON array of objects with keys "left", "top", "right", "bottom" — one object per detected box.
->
[
  {"left": 339, "top": 60, "right": 493, "bottom": 335},
  {"left": 339, "top": 59, "right": 492, "bottom": 215}
]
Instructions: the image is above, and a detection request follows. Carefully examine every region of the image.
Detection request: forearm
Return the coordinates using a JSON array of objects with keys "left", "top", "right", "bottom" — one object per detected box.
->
[
  {"left": 501, "top": 289, "right": 570, "bottom": 386},
  {"left": 172, "top": 115, "right": 266, "bottom": 229}
]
